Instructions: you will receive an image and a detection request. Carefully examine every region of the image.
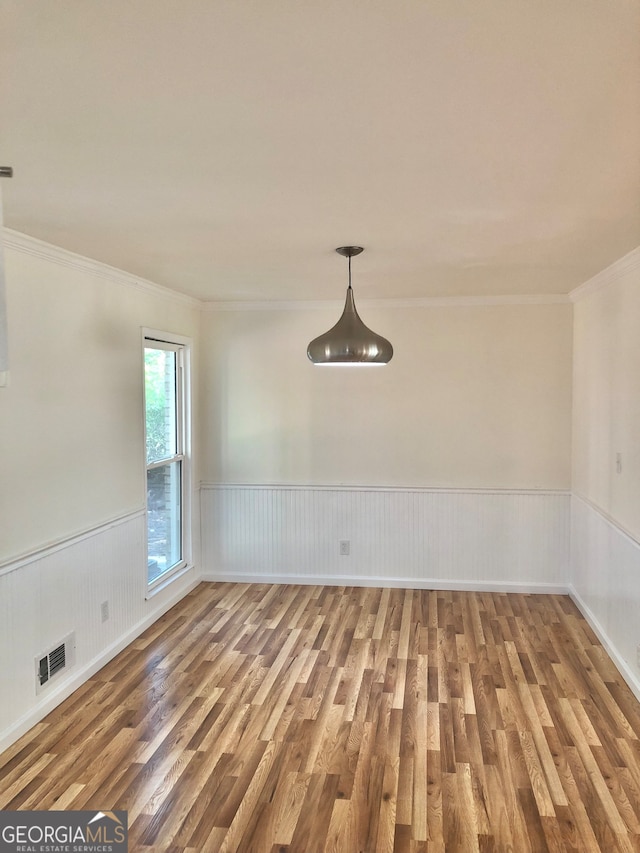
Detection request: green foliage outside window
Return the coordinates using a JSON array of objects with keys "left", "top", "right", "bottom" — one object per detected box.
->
[{"left": 145, "top": 349, "right": 172, "bottom": 463}]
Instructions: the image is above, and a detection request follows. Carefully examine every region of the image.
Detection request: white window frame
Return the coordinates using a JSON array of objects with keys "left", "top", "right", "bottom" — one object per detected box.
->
[{"left": 143, "top": 329, "right": 192, "bottom": 595}]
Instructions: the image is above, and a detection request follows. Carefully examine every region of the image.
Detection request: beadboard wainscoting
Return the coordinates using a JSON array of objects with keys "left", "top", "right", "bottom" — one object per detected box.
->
[
  {"left": 0, "top": 511, "right": 199, "bottom": 752},
  {"left": 201, "top": 485, "right": 570, "bottom": 591},
  {"left": 570, "top": 494, "right": 640, "bottom": 701}
]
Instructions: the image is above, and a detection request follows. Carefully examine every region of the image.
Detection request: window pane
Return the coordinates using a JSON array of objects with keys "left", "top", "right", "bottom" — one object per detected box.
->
[
  {"left": 147, "top": 461, "right": 182, "bottom": 582},
  {"left": 145, "top": 347, "right": 177, "bottom": 464}
]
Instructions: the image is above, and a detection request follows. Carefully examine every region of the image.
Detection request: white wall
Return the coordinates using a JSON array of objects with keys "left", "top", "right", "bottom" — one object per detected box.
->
[
  {"left": 570, "top": 247, "right": 640, "bottom": 698},
  {"left": 572, "top": 249, "right": 640, "bottom": 541},
  {"left": 3, "top": 223, "right": 639, "bottom": 750},
  {"left": 1, "top": 235, "right": 201, "bottom": 562},
  {"left": 0, "top": 232, "right": 202, "bottom": 750},
  {"left": 202, "top": 484, "right": 569, "bottom": 592},
  {"left": 201, "top": 300, "right": 573, "bottom": 489},
  {"left": 199, "top": 299, "right": 573, "bottom": 590}
]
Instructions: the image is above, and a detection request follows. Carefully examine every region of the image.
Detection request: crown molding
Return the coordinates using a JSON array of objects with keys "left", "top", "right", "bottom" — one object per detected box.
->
[
  {"left": 203, "top": 293, "right": 570, "bottom": 312},
  {"left": 4, "top": 227, "right": 591, "bottom": 310},
  {"left": 3, "top": 228, "right": 202, "bottom": 309},
  {"left": 570, "top": 246, "right": 640, "bottom": 303}
]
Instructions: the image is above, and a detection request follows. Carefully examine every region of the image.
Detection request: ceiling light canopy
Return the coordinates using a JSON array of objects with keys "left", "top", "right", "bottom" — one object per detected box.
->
[{"left": 307, "top": 247, "right": 393, "bottom": 365}]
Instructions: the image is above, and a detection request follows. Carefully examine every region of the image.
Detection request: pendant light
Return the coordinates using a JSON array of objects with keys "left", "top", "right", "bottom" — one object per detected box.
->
[{"left": 307, "top": 247, "right": 393, "bottom": 365}]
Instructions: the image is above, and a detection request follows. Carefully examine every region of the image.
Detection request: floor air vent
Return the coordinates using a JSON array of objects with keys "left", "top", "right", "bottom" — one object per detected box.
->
[{"left": 35, "top": 632, "right": 76, "bottom": 693}]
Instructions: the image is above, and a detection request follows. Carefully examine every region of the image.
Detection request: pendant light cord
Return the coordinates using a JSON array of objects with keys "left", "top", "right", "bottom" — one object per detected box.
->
[{"left": 348, "top": 254, "right": 352, "bottom": 290}]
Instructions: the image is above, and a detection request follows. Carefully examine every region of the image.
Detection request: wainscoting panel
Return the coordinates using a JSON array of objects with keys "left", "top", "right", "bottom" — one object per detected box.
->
[
  {"left": 570, "top": 495, "right": 640, "bottom": 700},
  {"left": 201, "top": 485, "right": 570, "bottom": 591},
  {"left": 0, "top": 511, "right": 198, "bottom": 752}
]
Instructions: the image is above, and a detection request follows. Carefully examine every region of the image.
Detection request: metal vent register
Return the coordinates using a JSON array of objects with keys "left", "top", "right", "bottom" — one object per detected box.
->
[{"left": 35, "top": 632, "right": 76, "bottom": 692}]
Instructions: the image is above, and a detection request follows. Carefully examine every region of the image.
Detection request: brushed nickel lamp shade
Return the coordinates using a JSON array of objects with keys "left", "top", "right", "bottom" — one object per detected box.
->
[{"left": 307, "top": 247, "right": 393, "bottom": 365}]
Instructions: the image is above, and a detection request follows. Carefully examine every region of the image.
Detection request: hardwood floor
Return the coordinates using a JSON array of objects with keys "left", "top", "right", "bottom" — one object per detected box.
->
[{"left": 2, "top": 583, "right": 640, "bottom": 852}]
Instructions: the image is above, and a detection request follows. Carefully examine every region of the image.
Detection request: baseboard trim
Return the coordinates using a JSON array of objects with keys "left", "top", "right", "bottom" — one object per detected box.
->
[
  {"left": 200, "top": 571, "right": 568, "bottom": 595},
  {"left": 0, "top": 574, "right": 200, "bottom": 754},
  {"left": 568, "top": 584, "right": 640, "bottom": 703}
]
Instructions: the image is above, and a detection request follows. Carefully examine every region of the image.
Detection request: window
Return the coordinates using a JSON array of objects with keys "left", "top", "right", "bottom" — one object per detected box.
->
[{"left": 144, "top": 333, "right": 191, "bottom": 588}]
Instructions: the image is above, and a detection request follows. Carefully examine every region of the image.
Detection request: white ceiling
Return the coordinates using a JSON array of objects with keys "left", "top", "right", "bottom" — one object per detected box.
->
[{"left": 2, "top": 0, "right": 639, "bottom": 302}]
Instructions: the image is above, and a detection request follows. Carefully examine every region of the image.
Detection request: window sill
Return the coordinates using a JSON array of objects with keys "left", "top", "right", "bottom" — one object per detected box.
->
[{"left": 145, "top": 562, "right": 194, "bottom": 600}]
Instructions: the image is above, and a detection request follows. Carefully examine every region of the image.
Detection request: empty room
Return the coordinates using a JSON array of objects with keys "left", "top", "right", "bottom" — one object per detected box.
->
[{"left": 1, "top": 2, "right": 640, "bottom": 852}]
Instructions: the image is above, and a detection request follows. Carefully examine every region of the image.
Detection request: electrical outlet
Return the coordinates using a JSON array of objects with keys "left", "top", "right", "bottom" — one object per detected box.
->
[
  {"left": 339, "top": 540, "right": 350, "bottom": 556},
  {"left": 101, "top": 600, "right": 109, "bottom": 623}
]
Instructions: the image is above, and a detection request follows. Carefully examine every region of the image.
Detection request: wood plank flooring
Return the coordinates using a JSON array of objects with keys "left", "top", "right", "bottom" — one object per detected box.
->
[{"left": 2, "top": 582, "right": 640, "bottom": 852}]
